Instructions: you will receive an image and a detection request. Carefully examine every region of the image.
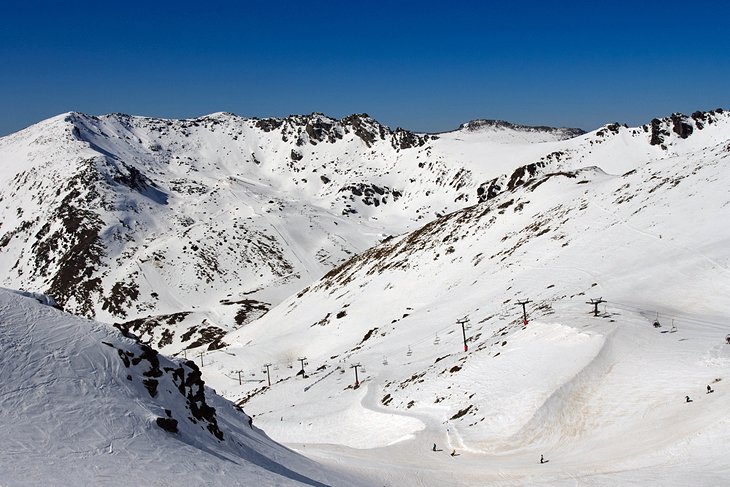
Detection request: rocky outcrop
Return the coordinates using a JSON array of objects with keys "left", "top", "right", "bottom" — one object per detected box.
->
[{"left": 103, "top": 335, "right": 226, "bottom": 441}]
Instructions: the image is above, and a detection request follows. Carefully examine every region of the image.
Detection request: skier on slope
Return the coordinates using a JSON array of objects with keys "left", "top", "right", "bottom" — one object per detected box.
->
[
  {"left": 707, "top": 385, "right": 714, "bottom": 394},
  {"left": 433, "top": 443, "right": 437, "bottom": 452},
  {"left": 686, "top": 395, "right": 693, "bottom": 403}
]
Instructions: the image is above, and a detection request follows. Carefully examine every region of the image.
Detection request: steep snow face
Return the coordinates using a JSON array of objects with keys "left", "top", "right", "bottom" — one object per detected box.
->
[
  {"left": 0, "top": 288, "right": 367, "bottom": 486},
  {"left": 197, "top": 123, "right": 730, "bottom": 485},
  {"left": 0, "top": 109, "right": 727, "bottom": 356}
]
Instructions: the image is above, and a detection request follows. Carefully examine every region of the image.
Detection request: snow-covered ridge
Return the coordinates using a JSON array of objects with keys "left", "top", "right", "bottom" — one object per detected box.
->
[{"left": 455, "top": 118, "right": 585, "bottom": 142}]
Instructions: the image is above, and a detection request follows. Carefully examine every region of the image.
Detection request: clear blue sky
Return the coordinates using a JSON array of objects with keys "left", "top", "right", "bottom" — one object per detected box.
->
[{"left": 1, "top": 0, "right": 729, "bottom": 135}]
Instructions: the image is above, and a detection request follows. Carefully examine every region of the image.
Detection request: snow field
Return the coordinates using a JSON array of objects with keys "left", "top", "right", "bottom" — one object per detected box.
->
[{"left": 197, "top": 133, "right": 730, "bottom": 485}]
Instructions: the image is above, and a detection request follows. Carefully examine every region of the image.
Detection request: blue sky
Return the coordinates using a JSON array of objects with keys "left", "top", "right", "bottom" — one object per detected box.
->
[{"left": 1, "top": 0, "right": 728, "bottom": 135}]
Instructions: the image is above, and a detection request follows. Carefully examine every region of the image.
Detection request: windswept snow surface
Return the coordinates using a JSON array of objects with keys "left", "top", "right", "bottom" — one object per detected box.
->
[
  {"left": 195, "top": 115, "right": 730, "bottom": 485},
  {"left": 0, "top": 289, "right": 367, "bottom": 486}
]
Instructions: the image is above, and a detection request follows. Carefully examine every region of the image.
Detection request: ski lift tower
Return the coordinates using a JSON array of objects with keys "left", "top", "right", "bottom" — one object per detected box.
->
[
  {"left": 586, "top": 298, "right": 606, "bottom": 317},
  {"left": 456, "top": 317, "right": 469, "bottom": 352},
  {"left": 297, "top": 357, "right": 308, "bottom": 378},
  {"left": 516, "top": 299, "right": 531, "bottom": 325},
  {"left": 350, "top": 363, "right": 361, "bottom": 387}
]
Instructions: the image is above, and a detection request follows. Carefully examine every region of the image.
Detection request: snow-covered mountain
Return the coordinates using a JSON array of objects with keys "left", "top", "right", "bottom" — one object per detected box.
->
[
  {"left": 2, "top": 107, "right": 729, "bottom": 485},
  {"left": 0, "top": 288, "right": 367, "bottom": 486},
  {"left": 186, "top": 110, "right": 730, "bottom": 485},
  {"left": 0, "top": 110, "right": 584, "bottom": 353}
]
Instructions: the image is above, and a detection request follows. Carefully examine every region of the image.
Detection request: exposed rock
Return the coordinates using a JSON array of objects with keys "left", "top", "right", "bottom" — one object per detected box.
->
[
  {"left": 290, "top": 149, "right": 303, "bottom": 161},
  {"left": 649, "top": 118, "right": 670, "bottom": 146},
  {"left": 155, "top": 416, "right": 178, "bottom": 433},
  {"left": 670, "top": 113, "right": 693, "bottom": 139}
]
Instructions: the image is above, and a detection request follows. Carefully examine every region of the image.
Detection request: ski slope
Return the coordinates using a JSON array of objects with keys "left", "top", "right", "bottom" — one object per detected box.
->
[
  {"left": 194, "top": 119, "right": 730, "bottom": 485},
  {"left": 0, "top": 289, "right": 368, "bottom": 486},
  {"left": 1, "top": 108, "right": 729, "bottom": 485}
]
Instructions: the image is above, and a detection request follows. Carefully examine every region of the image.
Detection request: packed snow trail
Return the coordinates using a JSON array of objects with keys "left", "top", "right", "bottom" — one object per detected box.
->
[{"left": 281, "top": 311, "right": 730, "bottom": 486}]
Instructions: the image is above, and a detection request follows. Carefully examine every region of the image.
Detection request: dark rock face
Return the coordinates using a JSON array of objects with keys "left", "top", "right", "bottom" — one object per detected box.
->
[
  {"left": 182, "top": 325, "right": 228, "bottom": 351},
  {"left": 182, "top": 360, "right": 225, "bottom": 440},
  {"left": 220, "top": 298, "right": 270, "bottom": 327},
  {"left": 341, "top": 113, "right": 385, "bottom": 147},
  {"left": 156, "top": 417, "right": 178, "bottom": 433},
  {"left": 12, "top": 159, "right": 108, "bottom": 316},
  {"left": 507, "top": 163, "right": 541, "bottom": 191},
  {"left": 103, "top": 334, "right": 226, "bottom": 441},
  {"left": 670, "top": 113, "right": 693, "bottom": 139},
  {"left": 647, "top": 112, "right": 716, "bottom": 145},
  {"left": 290, "top": 149, "right": 303, "bottom": 161},
  {"left": 391, "top": 128, "right": 429, "bottom": 150},
  {"left": 337, "top": 182, "right": 402, "bottom": 209},
  {"left": 476, "top": 150, "right": 564, "bottom": 203},
  {"left": 304, "top": 116, "right": 339, "bottom": 144},
  {"left": 101, "top": 281, "right": 140, "bottom": 318},
  {"left": 649, "top": 118, "right": 670, "bottom": 146},
  {"left": 116, "top": 312, "right": 191, "bottom": 349},
  {"left": 477, "top": 179, "right": 502, "bottom": 203},
  {"left": 254, "top": 118, "right": 284, "bottom": 132}
]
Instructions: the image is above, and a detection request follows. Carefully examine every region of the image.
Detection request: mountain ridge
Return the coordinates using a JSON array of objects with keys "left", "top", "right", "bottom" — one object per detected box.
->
[{"left": 0, "top": 108, "right": 727, "bottom": 354}]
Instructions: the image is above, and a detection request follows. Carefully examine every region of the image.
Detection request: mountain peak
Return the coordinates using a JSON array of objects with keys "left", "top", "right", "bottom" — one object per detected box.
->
[{"left": 457, "top": 119, "right": 585, "bottom": 139}]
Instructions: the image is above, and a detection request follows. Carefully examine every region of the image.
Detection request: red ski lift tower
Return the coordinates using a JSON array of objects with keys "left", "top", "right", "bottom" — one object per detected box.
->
[
  {"left": 457, "top": 317, "right": 470, "bottom": 352},
  {"left": 516, "top": 299, "right": 531, "bottom": 326},
  {"left": 350, "top": 363, "right": 361, "bottom": 387}
]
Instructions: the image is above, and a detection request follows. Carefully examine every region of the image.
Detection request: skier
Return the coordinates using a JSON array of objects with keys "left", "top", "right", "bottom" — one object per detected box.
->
[
  {"left": 540, "top": 454, "right": 545, "bottom": 464},
  {"left": 707, "top": 385, "right": 714, "bottom": 394},
  {"left": 433, "top": 443, "right": 437, "bottom": 452},
  {"left": 685, "top": 395, "right": 693, "bottom": 403},
  {"left": 450, "top": 449, "right": 457, "bottom": 457},
  {"left": 248, "top": 416, "right": 253, "bottom": 429}
]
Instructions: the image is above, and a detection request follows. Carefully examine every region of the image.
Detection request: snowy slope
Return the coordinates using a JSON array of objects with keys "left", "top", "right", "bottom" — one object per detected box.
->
[
  {"left": 0, "top": 288, "right": 368, "bottom": 486},
  {"left": 193, "top": 110, "right": 730, "bottom": 486},
  {"left": 0, "top": 111, "right": 585, "bottom": 354}
]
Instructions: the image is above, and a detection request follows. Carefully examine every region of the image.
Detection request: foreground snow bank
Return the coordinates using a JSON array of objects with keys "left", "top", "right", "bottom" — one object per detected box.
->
[{"left": 0, "top": 288, "right": 366, "bottom": 486}]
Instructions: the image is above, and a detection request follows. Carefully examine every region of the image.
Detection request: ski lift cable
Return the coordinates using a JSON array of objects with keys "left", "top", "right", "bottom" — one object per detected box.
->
[
  {"left": 610, "top": 300, "right": 722, "bottom": 324},
  {"left": 211, "top": 307, "right": 530, "bottom": 372},
  {"left": 207, "top": 298, "right": 723, "bottom": 376},
  {"left": 604, "top": 300, "right": 727, "bottom": 328}
]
